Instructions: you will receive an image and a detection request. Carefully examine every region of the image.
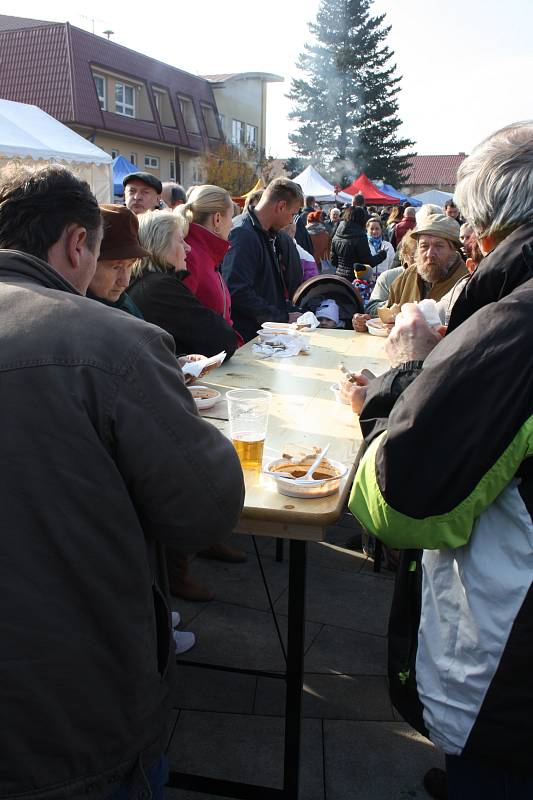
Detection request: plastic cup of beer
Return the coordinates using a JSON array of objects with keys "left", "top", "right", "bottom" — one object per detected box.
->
[{"left": 226, "top": 389, "right": 271, "bottom": 470}]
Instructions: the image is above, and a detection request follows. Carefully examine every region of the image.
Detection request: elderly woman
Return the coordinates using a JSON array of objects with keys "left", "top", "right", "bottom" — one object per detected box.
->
[{"left": 127, "top": 211, "right": 239, "bottom": 359}]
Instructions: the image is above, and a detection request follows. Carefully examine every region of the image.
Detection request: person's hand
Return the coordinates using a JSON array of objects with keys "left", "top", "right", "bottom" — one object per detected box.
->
[
  {"left": 385, "top": 304, "right": 443, "bottom": 368},
  {"left": 339, "top": 373, "right": 370, "bottom": 416},
  {"left": 288, "top": 311, "right": 301, "bottom": 323},
  {"left": 178, "top": 353, "right": 218, "bottom": 384},
  {"left": 352, "top": 313, "right": 371, "bottom": 333}
]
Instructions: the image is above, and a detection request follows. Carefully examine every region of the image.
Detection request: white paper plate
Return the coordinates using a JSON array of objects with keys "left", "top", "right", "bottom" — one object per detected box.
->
[
  {"left": 265, "top": 457, "right": 348, "bottom": 499},
  {"left": 366, "top": 319, "right": 389, "bottom": 337},
  {"left": 188, "top": 385, "right": 221, "bottom": 410}
]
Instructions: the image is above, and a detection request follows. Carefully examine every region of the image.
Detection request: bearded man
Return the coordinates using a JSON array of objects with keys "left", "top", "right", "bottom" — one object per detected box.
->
[{"left": 387, "top": 214, "right": 468, "bottom": 307}]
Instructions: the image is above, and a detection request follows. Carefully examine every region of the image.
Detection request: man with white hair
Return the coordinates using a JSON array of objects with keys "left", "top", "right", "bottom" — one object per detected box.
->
[
  {"left": 161, "top": 181, "right": 187, "bottom": 209},
  {"left": 348, "top": 120, "right": 533, "bottom": 800}
]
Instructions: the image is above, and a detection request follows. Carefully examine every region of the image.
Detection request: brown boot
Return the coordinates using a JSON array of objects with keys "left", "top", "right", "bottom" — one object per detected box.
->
[
  {"left": 198, "top": 542, "right": 248, "bottom": 563},
  {"left": 166, "top": 550, "right": 214, "bottom": 602}
]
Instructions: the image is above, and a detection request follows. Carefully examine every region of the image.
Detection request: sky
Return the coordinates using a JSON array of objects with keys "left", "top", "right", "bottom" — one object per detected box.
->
[{"left": 4, "top": 0, "right": 533, "bottom": 159}]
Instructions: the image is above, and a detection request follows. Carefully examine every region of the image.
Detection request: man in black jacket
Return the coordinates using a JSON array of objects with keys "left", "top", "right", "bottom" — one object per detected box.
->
[
  {"left": 0, "top": 165, "right": 244, "bottom": 800},
  {"left": 221, "top": 177, "right": 304, "bottom": 342}
]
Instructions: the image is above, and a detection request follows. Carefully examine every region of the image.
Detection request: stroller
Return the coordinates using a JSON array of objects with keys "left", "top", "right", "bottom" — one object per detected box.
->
[{"left": 292, "top": 274, "right": 364, "bottom": 328}]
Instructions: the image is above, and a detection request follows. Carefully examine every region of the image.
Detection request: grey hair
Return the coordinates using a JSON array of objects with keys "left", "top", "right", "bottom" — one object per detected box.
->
[
  {"left": 454, "top": 121, "right": 533, "bottom": 239},
  {"left": 133, "top": 210, "right": 188, "bottom": 276}
]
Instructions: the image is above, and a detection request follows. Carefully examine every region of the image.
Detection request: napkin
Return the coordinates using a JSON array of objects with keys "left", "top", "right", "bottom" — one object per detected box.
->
[
  {"left": 181, "top": 351, "right": 226, "bottom": 378},
  {"left": 252, "top": 334, "right": 310, "bottom": 358},
  {"left": 296, "top": 311, "right": 320, "bottom": 329}
]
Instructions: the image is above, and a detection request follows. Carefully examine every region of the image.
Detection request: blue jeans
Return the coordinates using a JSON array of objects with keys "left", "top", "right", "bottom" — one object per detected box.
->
[
  {"left": 446, "top": 755, "right": 533, "bottom": 799},
  {"left": 106, "top": 756, "right": 169, "bottom": 800}
]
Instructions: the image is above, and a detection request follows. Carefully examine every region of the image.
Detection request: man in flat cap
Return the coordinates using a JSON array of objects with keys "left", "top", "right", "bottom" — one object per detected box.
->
[{"left": 123, "top": 171, "right": 162, "bottom": 215}]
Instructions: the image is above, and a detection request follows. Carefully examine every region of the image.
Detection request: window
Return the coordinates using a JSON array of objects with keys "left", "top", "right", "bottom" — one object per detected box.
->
[
  {"left": 93, "top": 74, "right": 106, "bottom": 110},
  {"left": 130, "top": 153, "right": 137, "bottom": 165},
  {"left": 115, "top": 82, "right": 135, "bottom": 117},
  {"left": 144, "top": 155, "right": 160, "bottom": 169},
  {"left": 218, "top": 113, "right": 225, "bottom": 132},
  {"left": 153, "top": 91, "right": 161, "bottom": 114},
  {"left": 246, "top": 124, "right": 258, "bottom": 149},
  {"left": 201, "top": 104, "right": 220, "bottom": 138},
  {"left": 178, "top": 95, "right": 199, "bottom": 133},
  {"left": 232, "top": 119, "right": 245, "bottom": 146},
  {"left": 111, "top": 148, "right": 119, "bottom": 159},
  {"left": 169, "top": 160, "right": 175, "bottom": 180}
]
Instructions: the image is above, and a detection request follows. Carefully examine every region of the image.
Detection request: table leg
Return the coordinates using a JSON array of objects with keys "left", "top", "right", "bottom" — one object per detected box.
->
[{"left": 282, "top": 539, "right": 307, "bottom": 799}]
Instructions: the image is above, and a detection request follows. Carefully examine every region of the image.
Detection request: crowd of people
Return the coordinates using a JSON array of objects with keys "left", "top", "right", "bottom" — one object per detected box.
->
[{"left": 0, "top": 119, "right": 532, "bottom": 800}]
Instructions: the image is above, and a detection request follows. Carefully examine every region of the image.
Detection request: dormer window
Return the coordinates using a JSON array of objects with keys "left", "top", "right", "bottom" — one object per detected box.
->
[{"left": 115, "top": 82, "right": 135, "bottom": 117}]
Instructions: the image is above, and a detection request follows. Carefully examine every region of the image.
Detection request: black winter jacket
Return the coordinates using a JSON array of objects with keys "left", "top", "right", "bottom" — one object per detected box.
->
[
  {"left": 222, "top": 209, "right": 289, "bottom": 342},
  {"left": 330, "top": 220, "right": 386, "bottom": 281},
  {"left": 128, "top": 267, "right": 239, "bottom": 358}
]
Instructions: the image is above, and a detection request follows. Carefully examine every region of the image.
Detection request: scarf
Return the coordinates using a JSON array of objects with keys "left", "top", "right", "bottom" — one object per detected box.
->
[{"left": 368, "top": 235, "right": 383, "bottom": 251}]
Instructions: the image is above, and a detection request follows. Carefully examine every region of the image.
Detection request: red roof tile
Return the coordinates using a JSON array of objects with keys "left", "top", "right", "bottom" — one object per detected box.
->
[{"left": 403, "top": 154, "right": 467, "bottom": 186}]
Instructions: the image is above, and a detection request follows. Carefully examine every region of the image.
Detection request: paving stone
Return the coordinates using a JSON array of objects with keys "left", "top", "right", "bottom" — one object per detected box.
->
[
  {"left": 172, "top": 665, "right": 256, "bottom": 715},
  {"left": 304, "top": 624, "right": 388, "bottom": 675},
  {"left": 274, "top": 564, "right": 394, "bottom": 637},
  {"left": 177, "top": 601, "right": 322, "bottom": 672},
  {"left": 323, "top": 720, "right": 444, "bottom": 800},
  {"left": 167, "top": 711, "right": 324, "bottom": 799},
  {"left": 306, "top": 541, "right": 367, "bottom": 574},
  {"left": 175, "top": 550, "right": 289, "bottom": 613},
  {"left": 255, "top": 673, "right": 394, "bottom": 721}
]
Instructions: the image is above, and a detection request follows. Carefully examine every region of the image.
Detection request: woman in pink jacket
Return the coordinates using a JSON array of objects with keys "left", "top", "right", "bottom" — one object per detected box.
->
[{"left": 178, "top": 185, "right": 243, "bottom": 345}]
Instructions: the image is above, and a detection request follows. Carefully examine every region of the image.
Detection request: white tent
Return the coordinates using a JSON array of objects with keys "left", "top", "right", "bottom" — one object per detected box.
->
[
  {"left": 0, "top": 99, "right": 113, "bottom": 202},
  {"left": 411, "top": 189, "right": 454, "bottom": 206},
  {"left": 292, "top": 165, "right": 352, "bottom": 203}
]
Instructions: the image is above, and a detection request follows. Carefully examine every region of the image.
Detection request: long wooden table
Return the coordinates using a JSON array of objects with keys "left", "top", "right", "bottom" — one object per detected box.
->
[{"left": 168, "top": 329, "right": 389, "bottom": 799}]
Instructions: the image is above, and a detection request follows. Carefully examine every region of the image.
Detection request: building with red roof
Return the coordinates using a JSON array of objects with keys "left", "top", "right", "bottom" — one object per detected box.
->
[{"left": 400, "top": 153, "right": 468, "bottom": 195}]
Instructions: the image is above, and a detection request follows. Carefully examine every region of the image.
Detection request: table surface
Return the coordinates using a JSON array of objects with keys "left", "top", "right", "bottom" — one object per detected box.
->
[{"left": 199, "top": 329, "right": 389, "bottom": 540}]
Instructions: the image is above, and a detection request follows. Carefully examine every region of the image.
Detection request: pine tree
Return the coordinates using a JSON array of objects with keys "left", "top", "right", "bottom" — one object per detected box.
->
[{"left": 288, "top": 0, "right": 415, "bottom": 186}]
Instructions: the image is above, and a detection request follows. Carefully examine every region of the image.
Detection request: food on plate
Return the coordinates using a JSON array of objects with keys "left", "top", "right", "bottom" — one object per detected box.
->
[
  {"left": 377, "top": 303, "right": 401, "bottom": 324},
  {"left": 269, "top": 458, "right": 340, "bottom": 482},
  {"left": 189, "top": 387, "right": 219, "bottom": 400},
  {"left": 365, "top": 319, "right": 390, "bottom": 337}
]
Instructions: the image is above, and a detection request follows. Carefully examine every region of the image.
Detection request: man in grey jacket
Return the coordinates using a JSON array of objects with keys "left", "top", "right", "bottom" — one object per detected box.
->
[{"left": 0, "top": 165, "right": 244, "bottom": 800}]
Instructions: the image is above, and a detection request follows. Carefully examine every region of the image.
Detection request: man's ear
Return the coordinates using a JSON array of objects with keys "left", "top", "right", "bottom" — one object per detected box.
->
[{"left": 65, "top": 225, "right": 89, "bottom": 269}]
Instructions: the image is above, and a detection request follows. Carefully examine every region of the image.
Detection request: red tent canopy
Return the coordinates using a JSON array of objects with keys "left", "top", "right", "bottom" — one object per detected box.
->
[{"left": 343, "top": 173, "right": 399, "bottom": 205}]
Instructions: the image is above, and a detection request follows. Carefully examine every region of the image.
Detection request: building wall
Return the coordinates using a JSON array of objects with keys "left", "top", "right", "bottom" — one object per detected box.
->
[
  {"left": 400, "top": 183, "right": 456, "bottom": 195},
  {"left": 212, "top": 77, "right": 265, "bottom": 152},
  {"left": 76, "top": 129, "right": 176, "bottom": 180}
]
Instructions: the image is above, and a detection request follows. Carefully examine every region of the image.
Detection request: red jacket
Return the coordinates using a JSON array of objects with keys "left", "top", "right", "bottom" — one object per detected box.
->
[
  {"left": 391, "top": 216, "right": 416, "bottom": 248},
  {"left": 183, "top": 223, "right": 242, "bottom": 344}
]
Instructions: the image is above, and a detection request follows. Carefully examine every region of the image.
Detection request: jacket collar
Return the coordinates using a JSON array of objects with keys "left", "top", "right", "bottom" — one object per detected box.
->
[
  {"left": 0, "top": 249, "right": 81, "bottom": 295},
  {"left": 246, "top": 208, "right": 276, "bottom": 241},
  {"left": 186, "top": 222, "right": 230, "bottom": 263}
]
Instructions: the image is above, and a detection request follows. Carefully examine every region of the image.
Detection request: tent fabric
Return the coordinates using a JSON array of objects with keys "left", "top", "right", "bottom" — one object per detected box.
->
[
  {"left": 0, "top": 99, "right": 112, "bottom": 202},
  {"left": 378, "top": 182, "right": 422, "bottom": 207},
  {"left": 411, "top": 189, "right": 454, "bottom": 206},
  {"left": 112, "top": 155, "right": 139, "bottom": 196},
  {"left": 342, "top": 173, "right": 398, "bottom": 205},
  {"left": 292, "top": 165, "right": 352, "bottom": 203},
  {"left": 239, "top": 178, "right": 265, "bottom": 199}
]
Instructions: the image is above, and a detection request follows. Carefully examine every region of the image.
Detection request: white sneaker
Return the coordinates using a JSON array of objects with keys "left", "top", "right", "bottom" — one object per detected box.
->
[
  {"left": 171, "top": 611, "right": 181, "bottom": 628},
  {"left": 173, "top": 629, "right": 195, "bottom": 655}
]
